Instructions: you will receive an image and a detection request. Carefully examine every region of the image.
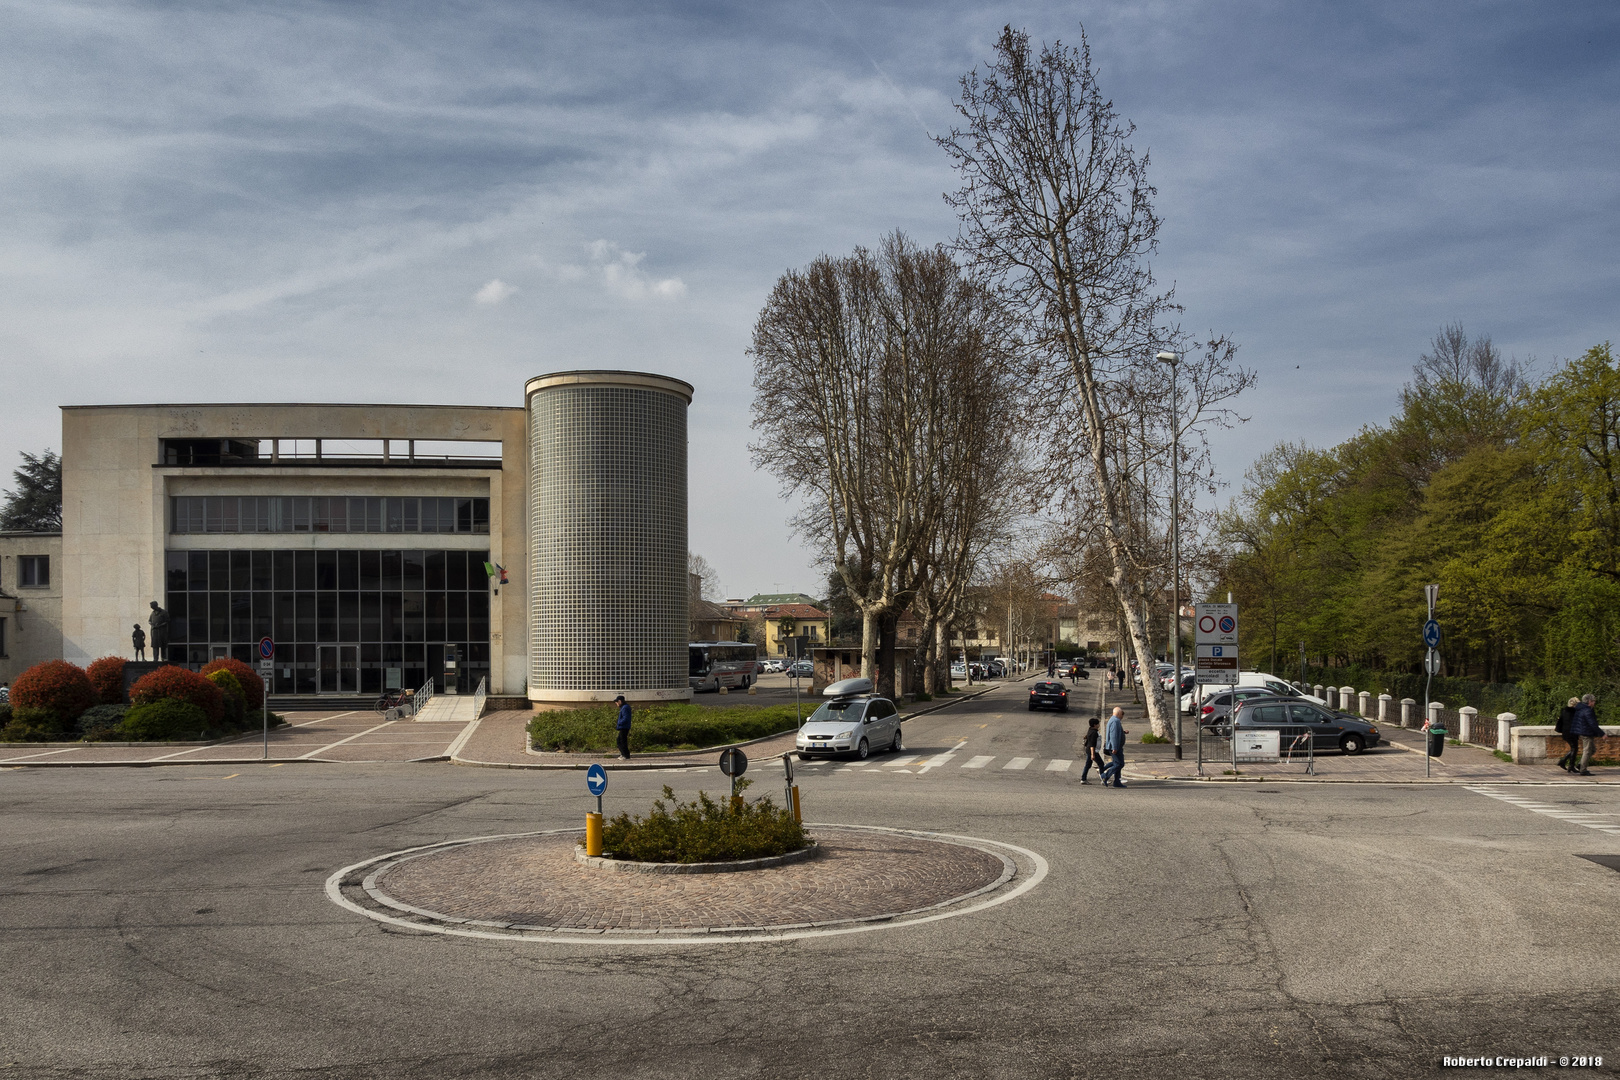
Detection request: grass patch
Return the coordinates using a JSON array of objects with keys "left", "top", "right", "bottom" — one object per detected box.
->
[
  {"left": 1493, "top": 749, "right": 1513, "bottom": 763},
  {"left": 529, "top": 702, "right": 803, "bottom": 754},
  {"left": 600, "top": 780, "right": 808, "bottom": 863},
  {"left": 1140, "top": 733, "right": 1171, "bottom": 744}
]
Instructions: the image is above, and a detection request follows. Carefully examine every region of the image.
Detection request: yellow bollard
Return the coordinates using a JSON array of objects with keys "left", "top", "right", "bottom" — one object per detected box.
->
[
  {"left": 790, "top": 785, "right": 802, "bottom": 822},
  {"left": 585, "top": 811, "right": 603, "bottom": 856},
  {"left": 731, "top": 795, "right": 744, "bottom": 814}
]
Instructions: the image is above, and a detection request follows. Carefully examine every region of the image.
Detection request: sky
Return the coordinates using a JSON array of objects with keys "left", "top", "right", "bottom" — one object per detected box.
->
[{"left": 3, "top": 1, "right": 1617, "bottom": 599}]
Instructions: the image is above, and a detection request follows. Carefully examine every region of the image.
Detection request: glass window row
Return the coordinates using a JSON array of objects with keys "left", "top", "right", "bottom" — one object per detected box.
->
[
  {"left": 170, "top": 496, "right": 489, "bottom": 534},
  {"left": 166, "top": 549, "right": 491, "bottom": 593},
  {"left": 162, "top": 590, "right": 490, "bottom": 645}
]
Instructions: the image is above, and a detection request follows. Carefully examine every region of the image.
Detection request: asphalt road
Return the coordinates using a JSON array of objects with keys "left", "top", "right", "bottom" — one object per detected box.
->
[{"left": 3, "top": 680, "right": 1617, "bottom": 1079}]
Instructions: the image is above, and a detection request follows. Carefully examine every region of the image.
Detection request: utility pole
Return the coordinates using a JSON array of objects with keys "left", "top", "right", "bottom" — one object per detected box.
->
[{"left": 1158, "top": 350, "right": 1182, "bottom": 759}]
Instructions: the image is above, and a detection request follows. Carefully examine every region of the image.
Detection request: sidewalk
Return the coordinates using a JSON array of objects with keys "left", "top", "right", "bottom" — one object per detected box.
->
[{"left": 1093, "top": 683, "right": 1615, "bottom": 784}]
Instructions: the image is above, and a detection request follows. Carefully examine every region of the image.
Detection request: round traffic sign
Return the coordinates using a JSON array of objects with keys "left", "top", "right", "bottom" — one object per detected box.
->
[
  {"left": 1424, "top": 649, "right": 1442, "bottom": 676},
  {"left": 1198, "top": 615, "right": 1216, "bottom": 634},
  {"left": 782, "top": 754, "right": 794, "bottom": 783},
  {"left": 1423, "top": 620, "right": 1442, "bottom": 648},
  {"left": 258, "top": 636, "right": 275, "bottom": 660},
  {"left": 585, "top": 763, "right": 609, "bottom": 796},
  {"left": 1218, "top": 616, "right": 1236, "bottom": 634},
  {"left": 719, "top": 747, "right": 748, "bottom": 777}
]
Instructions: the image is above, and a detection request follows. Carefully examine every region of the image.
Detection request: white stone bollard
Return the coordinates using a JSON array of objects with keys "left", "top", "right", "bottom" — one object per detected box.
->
[
  {"left": 1314, "top": 683, "right": 1325, "bottom": 701},
  {"left": 1458, "top": 706, "right": 1476, "bottom": 743},
  {"left": 1401, "top": 698, "right": 1416, "bottom": 727},
  {"left": 1428, "top": 701, "right": 1443, "bottom": 729},
  {"left": 1378, "top": 694, "right": 1391, "bottom": 722},
  {"left": 1497, "top": 712, "right": 1515, "bottom": 752},
  {"left": 1359, "top": 691, "right": 1372, "bottom": 717},
  {"left": 1341, "top": 687, "right": 1355, "bottom": 714}
]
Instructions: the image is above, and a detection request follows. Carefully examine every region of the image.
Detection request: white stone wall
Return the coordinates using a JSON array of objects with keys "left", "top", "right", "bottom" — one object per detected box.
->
[
  {"left": 58, "top": 403, "right": 528, "bottom": 694},
  {"left": 0, "top": 533, "right": 64, "bottom": 683}
]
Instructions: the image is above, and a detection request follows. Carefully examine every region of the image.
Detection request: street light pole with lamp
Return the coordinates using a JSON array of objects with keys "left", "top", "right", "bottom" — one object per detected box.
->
[{"left": 1156, "top": 349, "right": 1183, "bottom": 760}]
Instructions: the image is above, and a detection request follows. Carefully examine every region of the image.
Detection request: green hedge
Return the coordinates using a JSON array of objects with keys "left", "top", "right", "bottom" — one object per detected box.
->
[
  {"left": 529, "top": 703, "right": 804, "bottom": 753},
  {"left": 600, "top": 781, "right": 808, "bottom": 863}
]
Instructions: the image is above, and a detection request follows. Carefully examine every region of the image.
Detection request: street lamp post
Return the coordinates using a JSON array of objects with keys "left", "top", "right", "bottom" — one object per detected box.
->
[{"left": 1157, "top": 350, "right": 1182, "bottom": 760}]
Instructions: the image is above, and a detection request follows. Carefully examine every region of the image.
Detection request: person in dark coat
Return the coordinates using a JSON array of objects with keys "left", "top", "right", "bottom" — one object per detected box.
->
[
  {"left": 1569, "top": 694, "right": 1603, "bottom": 776},
  {"left": 1555, "top": 697, "right": 1580, "bottom": 771},
  {"left": 614, "top": 695, "right": 632, "bottom": 760},
  {"left": 1080, "top": 717, "right": 1106, "bottom": 784}
]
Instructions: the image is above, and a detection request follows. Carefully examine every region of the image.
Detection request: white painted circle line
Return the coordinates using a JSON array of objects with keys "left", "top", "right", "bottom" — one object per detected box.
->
[{"left": 324, "top": 823, "right": 1048, "bottom": 947}]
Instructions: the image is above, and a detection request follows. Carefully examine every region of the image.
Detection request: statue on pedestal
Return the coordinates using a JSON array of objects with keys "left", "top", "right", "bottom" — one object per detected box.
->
[
  {"left": 132, "top": 623, "right": 147, "bottom": 661},
  {"left": 148, "top": 601, "right": 170, "bottom": 662}
]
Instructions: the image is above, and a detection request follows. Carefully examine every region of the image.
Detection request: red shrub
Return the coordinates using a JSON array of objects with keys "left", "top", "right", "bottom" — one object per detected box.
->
[
  {"left": 131, "top": 666, "right": 224, "bottom": 724},
  {"left": 86, "top": 656, "right": 128, "bottom": 705},
  {"left": 200, "top": 657, "right": 265, "bottom": 710},
  {"left": 11, "top": 660, "right": 97, "bottom": 724}
]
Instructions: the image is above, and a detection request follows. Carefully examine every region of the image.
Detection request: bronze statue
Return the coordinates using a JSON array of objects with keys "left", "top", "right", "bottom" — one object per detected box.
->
[
  {"left": 147, "top": 601, "right": 170, "bottom": 662},
  {"left": 132, "top": 623, "right": 146, "bottom": 661}
]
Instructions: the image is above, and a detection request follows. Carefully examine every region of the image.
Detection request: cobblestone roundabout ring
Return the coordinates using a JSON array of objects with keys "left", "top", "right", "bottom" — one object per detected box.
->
[{"left": 326, "top": 824, "right": 1048, "bottom": 945}]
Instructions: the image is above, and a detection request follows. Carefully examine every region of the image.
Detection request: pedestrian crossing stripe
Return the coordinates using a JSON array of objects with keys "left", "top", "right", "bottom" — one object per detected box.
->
[
  {"left": 1466, "top": 786, "right": 1620, "bottom": 836},
  {"left": 795, "top": 754, "right": 1094, "bottom": 776}
]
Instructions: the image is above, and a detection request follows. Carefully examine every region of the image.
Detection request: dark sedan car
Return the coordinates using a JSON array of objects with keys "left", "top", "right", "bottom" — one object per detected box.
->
[
  {"left": 1231, "top": 696, "right": 1382, "bottom": 755},
  {"left": 1028, "top": 681, "right": 1071, "bottom": 712}
]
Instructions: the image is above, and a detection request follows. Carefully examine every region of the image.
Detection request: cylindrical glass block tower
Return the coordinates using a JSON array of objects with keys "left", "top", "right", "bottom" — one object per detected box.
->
[{"left": 525, "top": 371, "right": 694, "bottom": 704}]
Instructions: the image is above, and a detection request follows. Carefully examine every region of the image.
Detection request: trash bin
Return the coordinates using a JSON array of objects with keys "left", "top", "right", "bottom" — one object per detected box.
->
[{"left": 1426, "top": 728, "right": 1447, "bottom": 757}]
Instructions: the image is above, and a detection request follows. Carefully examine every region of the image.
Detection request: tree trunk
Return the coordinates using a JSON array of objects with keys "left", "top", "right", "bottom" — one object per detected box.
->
[
  {"left": 877, "top": 612, "right": 899, "bottom": 700},
  {"left": 921, "top": 616, "right": 940, "bottom": 695},
  {"left": 860, "top": 608, "right": 877, "bottom": 680}
]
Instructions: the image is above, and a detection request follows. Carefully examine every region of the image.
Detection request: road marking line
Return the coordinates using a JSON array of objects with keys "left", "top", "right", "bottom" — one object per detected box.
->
[
  {"left": 1045, "top": 759, "right": 1072, "bottom": 771},
  {"left": 300, "top": 720, "right": 396, "bottom": 759},
  {"left": 1004, "top": 757, "right": 1033, "bottom": 770},
  {"left": 222, "top": 773, "right": 239, "bottom": 779},
  {"left": 293, "top": 711, "right": 364, "bottom": 728},
  {"left": 0, "top": 747, "right": 83, "bottom": 763},
  {"left": 963, "top": 755, "right": 994, "bottom": 769},
  {"left": 917, "top": 740, "right": 968, "bottom": 773},
  {"left": 1466, "top": 786, "right": 1620, "bottom": 838},
  {"left": 883, "top": 756, "right": 918, "bottom": 767}
]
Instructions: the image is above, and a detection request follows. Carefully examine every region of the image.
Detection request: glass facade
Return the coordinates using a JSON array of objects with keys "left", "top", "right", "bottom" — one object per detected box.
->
[
  {"left": 164, "top": 549, "right": 490, "bottom": 695},
  {"left": 170, "top": 496, "right": 489, "bottom": 534}
]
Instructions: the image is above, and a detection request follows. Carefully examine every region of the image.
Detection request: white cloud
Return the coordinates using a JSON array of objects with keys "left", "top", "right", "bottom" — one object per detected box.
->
[
  {"left": 474, "top": 278, "right": 517, "bottom": 305},
  {"left": 579, "top": 240, "right": 686, "bottom": 300}
]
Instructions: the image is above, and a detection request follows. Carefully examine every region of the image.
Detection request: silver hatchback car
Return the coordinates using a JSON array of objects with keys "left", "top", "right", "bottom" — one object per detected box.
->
[{"left": 795, "top": 682, "right": 903, "bottom": 761}]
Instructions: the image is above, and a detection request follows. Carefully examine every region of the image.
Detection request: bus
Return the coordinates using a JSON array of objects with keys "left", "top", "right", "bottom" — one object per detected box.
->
[{"left": 689, "top": 642, "right": 760, "bottom": 692}]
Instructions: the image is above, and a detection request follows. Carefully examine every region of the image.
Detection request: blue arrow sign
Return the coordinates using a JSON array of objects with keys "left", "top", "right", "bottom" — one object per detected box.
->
[
  {"left": 1423, "top": 620, "right": 1442, "bottom": 649},
  {"left": 585, "top": 763, "right": 608, "bottom": 797}
]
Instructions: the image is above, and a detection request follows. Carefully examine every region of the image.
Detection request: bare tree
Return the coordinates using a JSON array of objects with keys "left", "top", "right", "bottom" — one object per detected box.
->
[
  {"left": 751, "top": 232, "right": 1014, "bottom": 698},
  {"left": 687, "top": 552, "right": 723, "bottom": 603},
  {"left": 939, "top": 27, "right": 1254, "bottom": 736}
]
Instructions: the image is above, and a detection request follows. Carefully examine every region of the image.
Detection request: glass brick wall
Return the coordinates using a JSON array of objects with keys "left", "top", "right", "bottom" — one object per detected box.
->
[{"left": 528, "top": 381, "right": 688, "bottom": 694}]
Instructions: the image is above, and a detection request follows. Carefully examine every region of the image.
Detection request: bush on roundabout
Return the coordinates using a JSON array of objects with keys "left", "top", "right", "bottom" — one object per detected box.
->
[
  {"left": 77, "top": 703, "right": 129, "bottom": 740},
  {"left": 205, "top": 669, "right": 247, "bottom": 727},
  {"left": 600, "top": 780, "right": 808, "bottom": 863}
]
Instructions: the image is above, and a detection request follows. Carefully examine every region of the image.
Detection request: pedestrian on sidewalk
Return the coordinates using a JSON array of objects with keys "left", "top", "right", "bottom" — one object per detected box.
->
[
  {"left": 1080, "top": 717, "right": 1106, "bottom": 784},
  {"left": 614, "top": 695, "right": 632, "bottom": 760},
  {"left": 1555, "top": 697, "right": 1580, "bottom": 771},
  {"left": 1569, "top": 693, "right": 1603, "bottom": 776},
  {"left": 1101, "top": 706, "right": 1128, "bottom": 788}
]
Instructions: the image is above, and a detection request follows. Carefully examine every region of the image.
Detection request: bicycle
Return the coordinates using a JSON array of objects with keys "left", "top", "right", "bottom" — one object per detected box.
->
[{"left": 374, "top": 690, "right": 410, "bottom": 716}]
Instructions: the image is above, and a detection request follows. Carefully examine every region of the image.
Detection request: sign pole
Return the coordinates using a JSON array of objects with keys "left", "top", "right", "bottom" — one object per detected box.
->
[
  {"left": 258, "top": 636, "right": 276, "bottom": 760},
  {"left": 1423, "top": 585, "right": 1440, "bottom": 778}
]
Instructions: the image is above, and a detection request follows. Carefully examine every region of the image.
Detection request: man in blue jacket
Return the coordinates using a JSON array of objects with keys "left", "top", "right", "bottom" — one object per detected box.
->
[
  {"left": 1101, "top": 706, "right": 1129, "bottom": 788},
  {"left": 1570, "top": 693, "right": 1603, "bottom": 776},
  {"left": 614, "top": 694, "right": 632, "bottom": 760}
]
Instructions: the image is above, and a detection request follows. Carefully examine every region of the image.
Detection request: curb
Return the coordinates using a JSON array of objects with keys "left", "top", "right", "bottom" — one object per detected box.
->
[
  {"left": 2, "top": 758, "right": 324, "bottom": 769},
  {"left": 572, "top": 841, "right": 821, "bottom": 874}
]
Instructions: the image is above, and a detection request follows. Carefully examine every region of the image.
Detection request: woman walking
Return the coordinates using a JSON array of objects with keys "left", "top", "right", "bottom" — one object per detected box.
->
[
  {"left": 1555, "top": 697, "right": 1580, "bottom": 772},
  {"left": 1080, "top": 717, "right": 1106, "bottom": 784}
]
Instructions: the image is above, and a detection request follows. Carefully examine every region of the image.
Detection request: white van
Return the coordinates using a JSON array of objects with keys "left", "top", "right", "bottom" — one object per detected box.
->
[{"left": 1180, "top": 672, "right": 1325, "bottom": 713}]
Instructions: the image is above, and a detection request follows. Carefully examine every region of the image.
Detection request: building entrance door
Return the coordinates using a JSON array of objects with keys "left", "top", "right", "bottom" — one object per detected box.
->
[{"left": 317, "top": 645, "right": 358, "bottom": 694}]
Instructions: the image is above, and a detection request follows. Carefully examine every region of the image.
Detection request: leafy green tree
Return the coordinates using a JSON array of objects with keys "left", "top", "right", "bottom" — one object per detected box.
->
[{"left": 0, "top": 450, "right": 62, "bottom": 532}]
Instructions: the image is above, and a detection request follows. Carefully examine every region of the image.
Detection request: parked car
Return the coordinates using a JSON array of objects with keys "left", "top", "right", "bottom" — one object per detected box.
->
[
  {"left": 1028, "top": 681, "right": 1071, "bottom": 712},
  {"left": 1195, "top": 687, "right": 1278, "bottom": 732},
  {"left": 985, "top": 659, "right": 1006, "bottom": 678},
  {"left": 761, "top": 659, "right": 784, "bottom": 673},
  {"left": 1181, "top": 672, "right": 1326, "bottom": 714},
  {"left": 1230, "top": 696, "right": 1381, "bottom": 755},
  {"left": 795, "top": 680, "right": 903, "bottom": 760},
  {"left": 950, "top": 662, "right": 967, "bottom": 679},
  {"left": 788, "top": 660, "right": 814, "bottom": 677}
]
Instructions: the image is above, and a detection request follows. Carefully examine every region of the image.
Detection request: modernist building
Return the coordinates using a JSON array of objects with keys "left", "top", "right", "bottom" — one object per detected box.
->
[{"left": 42, "top": 370, "right": 693, "bottom": 705}]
